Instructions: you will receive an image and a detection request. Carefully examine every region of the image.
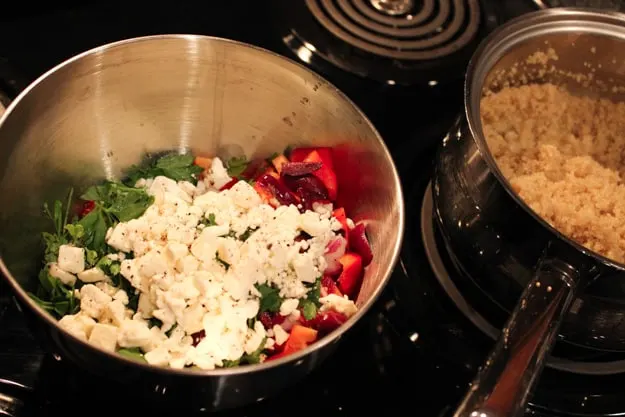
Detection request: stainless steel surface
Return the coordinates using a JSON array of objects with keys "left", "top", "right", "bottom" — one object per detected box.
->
[
  {"left": 433, "top": 8, "right": 625, "bottom": 417},
  {"left": 453, "top": 260, "right": 579, "bottom": 417},
  {"left": 304, "top": 0, "right": 482, "bottom": 60},
  {"left": 368, "top": 0, "right": 414, "bottom": 15},
  {"left": 0, "top": 35, "right": 404, "bottom": 410},
  {"left": 422, "top": 181, "right": 625, "bottom": 376}
]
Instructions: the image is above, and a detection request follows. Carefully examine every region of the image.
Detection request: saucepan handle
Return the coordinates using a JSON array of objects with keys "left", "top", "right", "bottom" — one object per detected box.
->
[{"left": 451, "top": 257, "right": 582, "bottom": 417}]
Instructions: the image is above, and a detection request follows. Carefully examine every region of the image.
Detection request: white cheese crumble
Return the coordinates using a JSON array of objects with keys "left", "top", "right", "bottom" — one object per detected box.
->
[{"left": 56, "top": 157, "right": 358, "bottom": 370}]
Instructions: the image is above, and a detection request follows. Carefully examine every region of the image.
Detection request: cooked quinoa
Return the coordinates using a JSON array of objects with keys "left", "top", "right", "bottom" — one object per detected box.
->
[{"left": 481, "top": 83, "right": 625, "bottom": 263}]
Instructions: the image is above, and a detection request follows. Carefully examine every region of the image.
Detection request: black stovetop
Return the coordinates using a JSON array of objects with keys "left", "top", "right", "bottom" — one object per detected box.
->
[{"left": 2, "top": 1, "right": 625, "bottom": 416}]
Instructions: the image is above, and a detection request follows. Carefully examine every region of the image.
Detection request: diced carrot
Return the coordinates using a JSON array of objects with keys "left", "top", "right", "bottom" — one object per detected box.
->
[
  {"left": 336, "top": 252, "right": 364, "bottom": 297},
  {"left": 194, "top": 156, "right": 212, "bottom": 170},
  {"left": 263, "top": 167, "right": 280, "bottom": 180}
]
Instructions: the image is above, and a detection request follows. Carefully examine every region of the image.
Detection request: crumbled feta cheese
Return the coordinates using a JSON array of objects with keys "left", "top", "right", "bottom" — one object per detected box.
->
[
  {"left": 58, "top": 313, "right": 96, "bottom": 340},
  {"left": 320, "top": 294, "right": 358, "bottom": 318},
  {"left": 48, "top": 263, "right": 76, "bottom": 286},
  {"left": 57, "top": 245, "right": 85, "bottom": 274},
  {"left": 61, "top": 157, "right": 358, "bottom": 369},
  {"left": 279, "top": 298, "right": 299, "bottom": 316},
  {"left": 88, "top": 323, "right": 118, "bottom": 351},
  {"left": 204, "top": 157, "right": 233, "bottom": 190},
  {"left": 77, "top": 267, "right": 108, "bottom": 283},
  {"left": 273, "top": 324, "right": 289, "bottom": 346},
  {"left": 79, "top": 284, "right": 112, "bottom": 319}
]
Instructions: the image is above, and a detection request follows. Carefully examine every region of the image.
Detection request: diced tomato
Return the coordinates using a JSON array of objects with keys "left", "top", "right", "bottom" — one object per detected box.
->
[
  {"left": 263, "top": 167, "right": 280, "bottom": 180},
  {"left": 271, "top": 154, "right": 289, "bottom": 174},
  {"left": 289, "top": 147, "right": 334, "bottom": 170},
  {"left": 336, "top": 252, "right": 364, "bottom": 297},
  {"left": 253, "top": 181, "right": 277, "bottom": 207},
  {"left": 332, "top": 207, "right": 350, "bottom": 238},
  {"left": 219, "top": 178, "right": 238, "bottom": 191},
  {"left": 321, "top": 275, "right": 342, "bottom": 297},
  {"left": 193, "top": 156, "right": 213, "bottom": 170},
  {"left": 266, "top": 324, "right": 318, "bottom": 361},
  {"left": 80, "top": 200, "right": 96, "bottom": 217},
  {"left": 303, "top": 150, "right": 338, "bottom": 201}
]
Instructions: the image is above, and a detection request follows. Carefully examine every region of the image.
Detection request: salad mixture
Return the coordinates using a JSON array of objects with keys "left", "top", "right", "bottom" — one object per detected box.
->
[{"left": 30, "top": 147, "right": 373, "bottom": 369}]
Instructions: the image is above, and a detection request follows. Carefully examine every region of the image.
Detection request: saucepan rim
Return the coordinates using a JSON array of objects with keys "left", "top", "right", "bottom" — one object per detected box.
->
[
  {"left": 464, "top": 7, "right": 625, "bottom": 273},
  {"left": 0, "top": 34, "right": 405, "bottom": 377}
]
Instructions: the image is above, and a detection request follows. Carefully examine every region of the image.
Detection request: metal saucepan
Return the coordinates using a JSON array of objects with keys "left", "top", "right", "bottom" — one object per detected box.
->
[
  {"left": 0, "top": 35, "right": 404, "bottom": 411},
  {"left": 432, "top": 8, "right": 625, "bottom": 417}
]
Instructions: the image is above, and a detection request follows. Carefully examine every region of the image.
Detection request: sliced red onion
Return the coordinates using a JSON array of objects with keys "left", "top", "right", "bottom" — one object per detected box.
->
[
  {"left": 349, "top": 222, "right": 373, "bottom": 266},
  {"left": 324, "top": 235, "right": 347, "bottom": 275}
]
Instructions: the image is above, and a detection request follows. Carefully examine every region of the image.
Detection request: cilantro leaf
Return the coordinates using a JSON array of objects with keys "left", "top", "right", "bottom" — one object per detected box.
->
[
  {"left": 156, "top": 154, "right": 203, "bottom": 182},
  {"left": 226, "top": 156, "right": 248, "bottom": 179},
  {"left": 199, "top": 213, "right": 217, "bottom": 227},
  {"left": 299, "top": 276, "right": 322, "bottom": 320},
  {"left": 300, "top": 299, "right": 318, "bottom": 320},
  {"left": 77, "top": 208, "right": 108, "bottom": 252},
  {"left": 81, "top": 181, "right": 154, "bottom": 223},
  {"left": 255, "top": 283, "right": 283, "bottom": 314},
  {"left": 123, "top": 153, "right": 203, "bottom": 185},
  {"left": 29, "top": 268, "right": 80, "bottom": 319}
]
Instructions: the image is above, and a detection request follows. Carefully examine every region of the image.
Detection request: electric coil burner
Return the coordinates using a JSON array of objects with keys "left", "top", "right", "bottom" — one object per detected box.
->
[
  {"left": 534, "top": 0, "right": 625, "bottom": 10},
  {"left": 4, "top": 1, "right": 625, "bottom": 417},
  {"left": 272, "top": 0, "right": 500, "bottom": 86}
]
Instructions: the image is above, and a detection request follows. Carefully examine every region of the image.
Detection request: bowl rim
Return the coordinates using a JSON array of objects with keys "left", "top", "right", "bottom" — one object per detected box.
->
[
  {"left": 0, "top": 34, "right": 406, "bottom": 377},
  {"left": 464, "top": 7, "right": 625, "bottom": 272}
]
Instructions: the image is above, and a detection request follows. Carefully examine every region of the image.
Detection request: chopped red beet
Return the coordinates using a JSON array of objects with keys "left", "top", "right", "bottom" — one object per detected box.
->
[
  {"left": 259, "top": 312, "right": 285, "bottom": 329},
  {"left": 256, "top": 174, "right": 299, "bottom": 206},
  {"left": 191, "top": 330, "right": 206, "bottom": 347},
  {"left": 281, "top": 161, "right": 322, "bottom": 176}
]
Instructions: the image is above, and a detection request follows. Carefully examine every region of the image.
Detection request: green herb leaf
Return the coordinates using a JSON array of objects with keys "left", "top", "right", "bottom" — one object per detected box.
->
[
  {"left": 200, "top": 213, "right": 217, "bottom": 227},
  {"left": 226, "top": 156, "right": 248, "bottom": 179},
  {"left": 240, "top": 337, "right": 267, "bottom": 365},
  {"left": 238, "top": 227, "right": 257, "bottom": 242},
  {"left": 77, "top": 208, "right": 108, "bottom": 252},
  {"left": 155, "top": 154, "right": 204, "bottom": 182},
  {"left": 300, "top": 299, "right": 317, "bottom": 320},
  {"left": 255, "top": 284, "right": 283, "bottom": 314},
  {"left": 124, "top": 153, "right": 203, "bottom": 185},
  {"left": 117, "top": 347, "right": 147, "bottom": 362},
  {"left": 221, "top": 359, "right": 240, "bottom": 367},
  {"left": 220, "top": 337, "right": 267, "bottom": 368},
  {"left": 41, "top": 232, "right": 67, "bottom": 264},
  {"left": 82, "top": 181, "right": 154, "bottom": 223},
  {"left": 299, "top": 276, "right": 322, "bottom": 320},
  {"left": 29, "top": 268, "right": 79, "bottom": 319},
  {"left": 215, "top": 253, "right": 230, "bottom": 271},
  {"left": 148, "top": 317, "right": 163, "bottom": 329}
]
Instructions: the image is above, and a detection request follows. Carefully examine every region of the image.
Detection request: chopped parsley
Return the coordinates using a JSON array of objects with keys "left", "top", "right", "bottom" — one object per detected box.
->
[
  {"left": 124, "top": 153, "right": 203, "bottom": 186},
  {"left": 299, "top": 277, "right": 322, "bottom": 320},
  {"left": 30, "top": 172, "right": 154, "bottom": 315},
  {"left": 255, "top": 283, "right": 283, "bottom": 314},
  {"left": 225, "top": 156, "right": 248, "bottom": 179}
]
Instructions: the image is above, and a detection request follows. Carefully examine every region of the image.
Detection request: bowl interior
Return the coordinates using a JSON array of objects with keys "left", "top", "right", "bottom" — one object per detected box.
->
[{"left": 0, "top": 35, "right": 403, "bottom": 311}]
